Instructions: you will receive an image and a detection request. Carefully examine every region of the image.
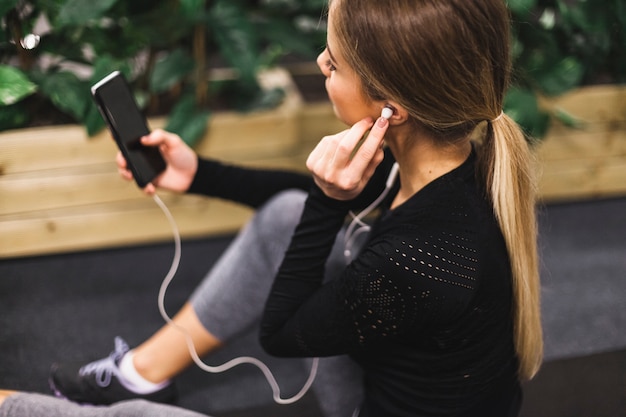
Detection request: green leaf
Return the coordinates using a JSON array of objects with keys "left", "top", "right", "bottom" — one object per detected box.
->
[
  {"left": 212, "top": 78, "right": 262, "bottom": 110},
  {"left": 506, "top": 0, "right": 538, "bottom": 18},
  {"left": 149, "top": 49, "right": 195, "bottom": 94},
  {"left": 559, "top": 0, "right": 606, "bottom": 33},
  {"left": 535, "top": 57, "right": 584, "bottom": 96},
  {"left": 32, "top": 0, "right": 67, "bottom": 23},
  {"left": 180, "top": 0, "right": 207, "bottom": 21},
  {"left": 0, "top": 0, "right": 19, "bottom": 18},
  {"left": 90, "top": 55, "right": 132, "bottom": 86},
  {"left": 84, "top": 102, "right": 106, "bottom": 136},
  {"left": 504, "top": 87, "right": 550, "bottom": 138},
  {"left": 615, "top": 0, "right": 626, "bottom": 82},
  {"left": 553, "top": 107, "right": 584, "bottom": 129},
  {"left": 0, "top": 66, "right": 37, "bottom": 106},
  {"left": 35, "top": 30, "right": 88, "bottom": 63},
  {"left": 56, "top": 0, "right": 119, "bottom": 27},
  {"left": 0, "top": 101, "right": 30, "bottom": 131},
  {"left": 122, "top": 2, "right": 190, "bottom": 49},
  {"left": 37, "top": 71, "right": 90, "bottom": 121},
  {"left": 165, "top": 93, "right": 210, "bottom": 147},
  {"left": 208, "top": 1, "right": 260, "bottom": 88},
  {"left": 256, "top": 17, "right": 321, "bottom": 59},
  {"left": 239, "top": 87, "right": 285, "bottom": 112}
]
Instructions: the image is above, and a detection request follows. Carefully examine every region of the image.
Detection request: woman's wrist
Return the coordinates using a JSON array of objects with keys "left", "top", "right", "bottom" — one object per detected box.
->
[
  {"left": 185, "top": 156, "right": 211, "bottom": 194},
  {"left": 309, "top": 183, "right": 354, "bottom": 211},
  {"left": 182, "top": 154, "right": 200, "bottom": 193}
]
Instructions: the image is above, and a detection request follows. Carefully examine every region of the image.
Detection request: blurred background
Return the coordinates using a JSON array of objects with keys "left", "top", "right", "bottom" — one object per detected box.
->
[{"left": 1, "top": 0, "right": 625, "bottom": 416}]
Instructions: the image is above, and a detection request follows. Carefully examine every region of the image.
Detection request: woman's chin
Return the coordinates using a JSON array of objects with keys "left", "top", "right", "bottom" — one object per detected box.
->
[{"left": 331, "top": 106, "right": 351, "bottom": 126}]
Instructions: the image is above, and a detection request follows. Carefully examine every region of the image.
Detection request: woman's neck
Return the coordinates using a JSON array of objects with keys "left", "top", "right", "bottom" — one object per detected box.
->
[{"left": 385, "top": 128, "right": 472, "bottom": 209}]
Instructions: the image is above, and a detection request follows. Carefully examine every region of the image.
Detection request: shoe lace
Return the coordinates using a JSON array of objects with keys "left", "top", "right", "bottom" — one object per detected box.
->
[{"left": 79, "top": 337, "right": 129, "bottom": 388}]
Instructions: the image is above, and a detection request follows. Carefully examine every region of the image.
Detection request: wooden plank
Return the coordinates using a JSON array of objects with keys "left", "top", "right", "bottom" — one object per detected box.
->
[
  {"left": 0, "top": 197, "right": 253, "bottom": 258},
  {"left": 0, "top": 154, "right": 305, "bottom": 258},
  {"left": 539, "top": 156, "right": 626, "bottom": 201},
  {"left": 536, "top": 128, "right": 626, "bottom": 162},
  {"left": 0, "top": 167, "right": 138, "bottom": 216},
  {"left": 0, "top": 126, "right": 117, "bottom": 175},
  {"left": 194, "top": 110, "right": 300, "bottom": 160},
  {"left": 0, "top": 109, "right": 299, "bottom": 176},
  {"left": 0, "top": 156, "right": 304, "bottom": 216},
  {"left": 535, "top": 85, "right": 626, "bottom": 201},
  {"left": 539, "top": 85, "right": 626, "bottom": 124}
]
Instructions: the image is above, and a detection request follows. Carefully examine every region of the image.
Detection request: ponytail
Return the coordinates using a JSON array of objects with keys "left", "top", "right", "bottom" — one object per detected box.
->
[{"left": 480, "top": 114, "right": 543, "bottom": 380}]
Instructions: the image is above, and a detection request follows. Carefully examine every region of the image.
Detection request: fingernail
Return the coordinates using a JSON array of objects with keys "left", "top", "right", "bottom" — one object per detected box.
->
[{"left": 377, "top": 117, "right": 388, "bottom": 128}]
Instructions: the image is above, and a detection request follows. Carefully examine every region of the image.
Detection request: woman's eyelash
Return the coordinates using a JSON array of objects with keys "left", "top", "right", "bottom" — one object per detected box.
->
[{"left": 325, "top": 59, "right": 337, "bottom": 71}]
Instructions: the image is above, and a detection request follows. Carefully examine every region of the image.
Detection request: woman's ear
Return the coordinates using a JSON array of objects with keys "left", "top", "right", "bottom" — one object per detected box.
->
[{"left": 382, "top": 101, "right": 409, "bottom": 125}]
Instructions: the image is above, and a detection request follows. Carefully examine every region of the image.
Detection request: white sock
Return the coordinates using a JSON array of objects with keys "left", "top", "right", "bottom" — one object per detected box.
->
[{"left": 117, "top": 350, "right": 171, "bottom": 394}]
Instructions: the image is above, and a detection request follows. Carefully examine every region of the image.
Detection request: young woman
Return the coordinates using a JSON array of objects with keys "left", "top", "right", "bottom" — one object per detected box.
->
[{"left": 1, "top": 0, "right": 542, "bottom": 416}]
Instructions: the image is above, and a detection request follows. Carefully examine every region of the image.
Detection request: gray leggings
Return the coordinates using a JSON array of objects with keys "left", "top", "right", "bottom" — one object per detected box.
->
[
  {"left": 0, "top": 190, "right": 363, "bottom": 417},
  {"left": 0, "top": 394, "right": 209, "bottom": 417},
  {"left": 189, "top": 190, "right": 363, "bottom": 417}
]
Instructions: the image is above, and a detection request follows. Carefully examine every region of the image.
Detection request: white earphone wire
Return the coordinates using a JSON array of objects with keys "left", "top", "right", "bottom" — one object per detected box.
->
[
  {"left": 343, "top": 162, "right": 399, "bottom": 261},
  {"left": 151, "top": 193, "right": 318, "bottom": 405}
]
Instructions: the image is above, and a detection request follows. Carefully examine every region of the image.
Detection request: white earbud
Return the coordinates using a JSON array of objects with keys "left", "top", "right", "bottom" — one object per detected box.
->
[{"left": 381, "top": 106, "right": 393, "bottom": 120}]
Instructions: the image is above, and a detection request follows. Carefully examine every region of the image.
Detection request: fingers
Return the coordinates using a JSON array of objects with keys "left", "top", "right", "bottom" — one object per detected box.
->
[
  {"left": 306, "top": 116, "right": 389, "bottom": 200},
  {"left": 333, "top": 117, "right": 375, "bottom": 162},
  {"left": 116, "top": 152, "right": 156, "bottom": 195},
  {"left": 115, "top": 129, "right": 188, "bottom": 196},
  {"left": 352, "top": 116, "right": 388, "bottom": 169},
  {"left": 140, "top": 129, "right": 181, "bottom": 150},
  {"left": 330, "top": 116, "right": 388, "bottom": 170},
  {"left": 306, "top": 118, "right": 374, "bottom": 173},
  {"left": 143, "top": 183, "right": 156, "bottom": 195},
  {"left": 330, "top": 116, "right": 388, "bottom": 177},
  {"left": 116, "top": 151, "right": 133, "bottom": 181},
  {"left": 357, "top": 115, "right": 388, "bottom": 178}
]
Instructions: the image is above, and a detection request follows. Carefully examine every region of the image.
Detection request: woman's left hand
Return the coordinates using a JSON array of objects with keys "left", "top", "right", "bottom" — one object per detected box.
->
[{"left": 306, "top": 116, "right": 389, "bottom": 201}]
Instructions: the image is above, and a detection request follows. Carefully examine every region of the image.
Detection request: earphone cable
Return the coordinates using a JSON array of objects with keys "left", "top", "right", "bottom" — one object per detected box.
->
[
  {"left": 343, "top": 162, "right": 399, "bottom": 260},
  {"left": 151, "top": 193, "right": 318, "bottom": 405}
]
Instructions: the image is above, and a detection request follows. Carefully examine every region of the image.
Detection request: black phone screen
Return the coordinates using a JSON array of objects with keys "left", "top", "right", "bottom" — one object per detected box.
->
[{"left": 91, "top": 71, "right": 166, "bottom": 188}]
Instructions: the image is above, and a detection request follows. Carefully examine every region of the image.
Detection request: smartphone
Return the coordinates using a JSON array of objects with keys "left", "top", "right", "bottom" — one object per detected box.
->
[{"left": 91, "top": 71, "right": 166, "bottom": 188}]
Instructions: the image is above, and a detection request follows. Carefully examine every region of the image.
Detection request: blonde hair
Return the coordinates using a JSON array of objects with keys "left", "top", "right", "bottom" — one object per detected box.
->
[
  {"left": 330, "top": 0, "right": 543, "bottom": 379},
  {"left": 483, "top": 115, "right": 543, "bottom": 379}
]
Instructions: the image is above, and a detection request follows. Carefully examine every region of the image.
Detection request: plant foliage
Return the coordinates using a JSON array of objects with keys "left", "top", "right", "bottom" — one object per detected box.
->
[
  {"left": 0, "top": 0, "right": 326, "bottom": 144},
  {"left": 1, "top": 0, "right": 623, "bottom": 141},
  {"left": 506, "top": 0, "right": 626, "bottom": 137}
]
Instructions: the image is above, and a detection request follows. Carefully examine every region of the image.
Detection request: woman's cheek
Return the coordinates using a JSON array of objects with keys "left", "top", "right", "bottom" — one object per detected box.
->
[
  {"left": 325, "top": 77, "right": 336, "bottom": 101},
  {"left": 326, "top": 87, "right": 342, "bottom": 117}
]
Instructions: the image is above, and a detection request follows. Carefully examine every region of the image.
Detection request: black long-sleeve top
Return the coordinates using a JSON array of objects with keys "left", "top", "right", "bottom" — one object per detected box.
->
[{"left": 188, "top": 149, "right": 521, "bottom": 417}]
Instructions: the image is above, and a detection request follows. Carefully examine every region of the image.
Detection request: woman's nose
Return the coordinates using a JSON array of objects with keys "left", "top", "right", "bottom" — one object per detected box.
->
[{"left": 317, "top": 49, "right": 330, "bottom": 77}]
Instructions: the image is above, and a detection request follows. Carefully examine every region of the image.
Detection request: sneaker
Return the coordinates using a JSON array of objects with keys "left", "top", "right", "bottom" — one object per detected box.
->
[{"left": 49, "top": 337, "right": 177, "bottom": 405}]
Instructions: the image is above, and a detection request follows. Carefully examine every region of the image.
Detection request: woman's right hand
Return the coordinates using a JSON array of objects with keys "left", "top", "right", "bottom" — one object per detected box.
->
[
  {"left": 306, "top": 117, "right": 387, "bottom": 201},
  {"left": 116, "top": 129, "right": 198, "bottom": 195}
]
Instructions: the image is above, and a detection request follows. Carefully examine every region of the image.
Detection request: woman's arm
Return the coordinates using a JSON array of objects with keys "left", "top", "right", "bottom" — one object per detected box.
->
[
  {"left": 260, "top": 117, "right": 396, "bottom": 356},
  {"left": 117, "top": 129, "right": 313, "bottom": 208},
  {"left": 187, "top": 158, "right": 312, "bottom": 209}
]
